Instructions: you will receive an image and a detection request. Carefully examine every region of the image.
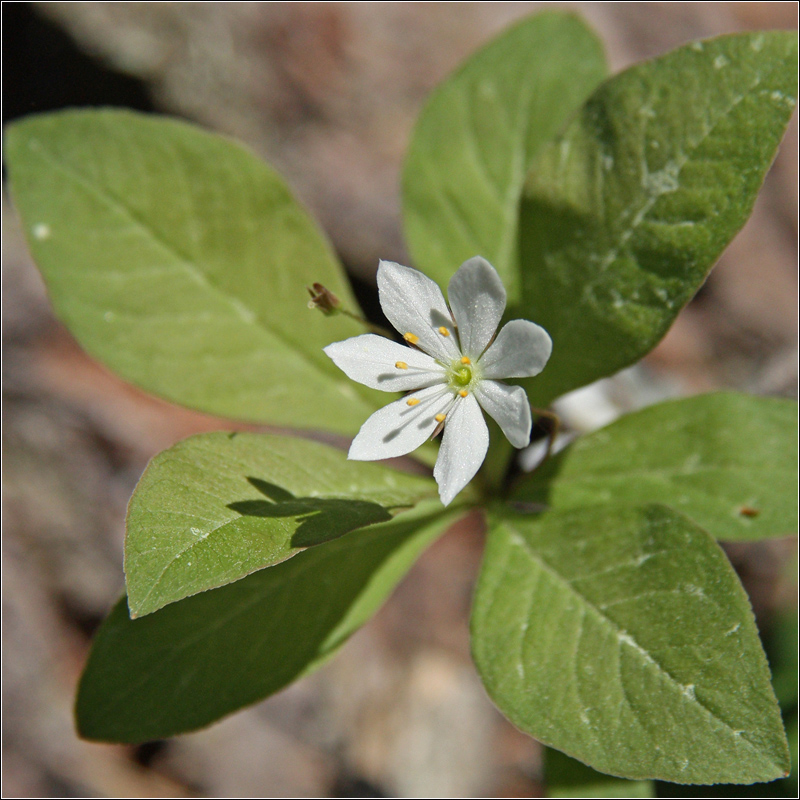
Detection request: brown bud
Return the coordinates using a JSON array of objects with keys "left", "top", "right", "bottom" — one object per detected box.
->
[{"left": 307, "top": 283, "right": 340, "bottom": 315}]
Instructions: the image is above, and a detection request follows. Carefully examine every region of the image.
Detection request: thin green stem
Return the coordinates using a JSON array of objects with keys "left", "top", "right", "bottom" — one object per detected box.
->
[{"left": 339, "top": 308, "right": 394, "bottom": 339}]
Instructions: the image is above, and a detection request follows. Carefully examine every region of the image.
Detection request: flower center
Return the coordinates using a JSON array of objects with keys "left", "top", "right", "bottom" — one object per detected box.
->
[{"left": 447, "top": 357, "right": 480, "bottom": 393}]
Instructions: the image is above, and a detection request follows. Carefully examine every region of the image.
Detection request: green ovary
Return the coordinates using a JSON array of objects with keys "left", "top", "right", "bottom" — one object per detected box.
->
[
  {"left": 454, "top": 366, "right": 472, "bottom": 385},
  {"left": 447, "top": 360, "right": 480, "bottom": 391}
]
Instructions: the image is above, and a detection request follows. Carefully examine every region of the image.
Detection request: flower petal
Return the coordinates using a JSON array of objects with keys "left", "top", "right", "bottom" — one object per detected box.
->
[
  {"left": 349, "top": 384, "right": 452, "bottom": 461},
  {"left": 377, "top": 260, "right": 461, "bottom": 362},
  {"left": 447, "top": 256, "right": 506, "bottom": 358},
  {"left": 479, "top": 319, "right": 552, "bottom": 379},
  {"left": 324, "top": 334, "right": 445, "bottom": 392},
  {"left": 434, "top": 393, "right": 489, "bottom": 506},
  {"left": 474, "top": 380, "right": 532, "bottom": 449}
]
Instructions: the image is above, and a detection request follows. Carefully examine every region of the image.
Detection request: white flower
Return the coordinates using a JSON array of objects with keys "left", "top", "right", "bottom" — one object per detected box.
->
[{"left": 324, "top": 257, "right": 552, "bottom": 505}]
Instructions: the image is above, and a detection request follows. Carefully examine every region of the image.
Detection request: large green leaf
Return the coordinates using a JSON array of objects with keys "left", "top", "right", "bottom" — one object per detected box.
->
[
  {"left": 78, "top": 501, "right": 457, "bottom": 742},
  {"left": 5, "top": 109, "right": 383, "bottom": 432},
  {"left": 126, "top": 432, "right": 440, "bottom": 617},
  {"left": 513, "top": 393, "right": 797, "bottom": 541},
  {"left": 472, "top": 504, "right": 789, "bottom": 784},
  {"left": 402, "top": 11, "right": 607, "bottom": 297},
  {"left": 517, "top": 32, "right": 798, "bottom": 406}
]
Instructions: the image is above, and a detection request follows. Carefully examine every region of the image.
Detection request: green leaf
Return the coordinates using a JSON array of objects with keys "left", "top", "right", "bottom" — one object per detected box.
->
[
  {"left": 545, "top": 747, "right": 655, "bottom": 798},
  {"left": 517, "top": 32, "right": 798, "bottom": 406},
  {"left": 402, "top": 11, "right": 608, "bottom": 296},
  {"left": 513, "top": 393, "right": 798, "bottom": 541},
  {"left": 78, "top": 501, "right": 457, "bottom": 742},
  {"left": 472, "top": 504, "right": 789, "bottom": 784},
  {"left": 5, "top": 109, "right": 383, "bottom": 432},
  {"left": 125, "top": 432, "right": 439, "bottom": 617}
]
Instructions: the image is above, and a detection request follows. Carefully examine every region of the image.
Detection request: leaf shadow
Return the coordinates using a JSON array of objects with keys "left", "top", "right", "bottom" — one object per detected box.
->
[{"left": 227, "top": 477, "right": 393, "bottom": 548}]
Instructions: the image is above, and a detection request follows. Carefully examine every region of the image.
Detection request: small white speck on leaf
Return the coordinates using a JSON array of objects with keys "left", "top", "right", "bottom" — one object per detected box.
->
[
  {"left": 684, "top": 584, "right": 705, "bottom": 598},
  {"left": 725, "top": 623, "right": 741, "bottom": 636},
  {"left": 682, "top": 453, "right": 701, "bottom": 472},
  {"left": 714, "top": 55, "right": 729, "bottom": 69},
  {"left": 104, "top": 311, "right": 115, "bottom": 322},
  {"left": 33, "top": 223, "right": 50, "bottom": 240},
  {"left": 479, "top": 79, "right": 497, "bottom": 100},
  {"left": 337, "top": 383, "right": 358, "bottom": 400},
  {"left": 770, "top": 91, "right": 794, "bottom": 108},
  {"left": 644, "top": 163, "right": 680, "bottom": 195}
]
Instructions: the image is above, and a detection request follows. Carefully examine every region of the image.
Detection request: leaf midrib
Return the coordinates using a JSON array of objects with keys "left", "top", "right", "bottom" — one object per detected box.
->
[
  {"left": 26, "top": 138, "right": 344, "bottom": 383},
  {"left": 92, "top": 509, "right": 451, "bottom": 734},
  {"left": 500, "top": 520, "right": 779, "bottom": 769},
  {"left": 128, "top": 442, "right": 437, "bottom": 614}
]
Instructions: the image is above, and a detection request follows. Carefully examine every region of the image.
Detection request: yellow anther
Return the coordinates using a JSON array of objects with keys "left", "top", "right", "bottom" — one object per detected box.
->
[
  {"left": 438, "top": 326, "right": 450, "bottom": 336},
  {"left": 395, "top": 361, "right": 408, "bottom": 370},
  {"left": 460, "top": 356, "right": 471, "bottom": 365},
  {"left": 459, "top": 390, "right": 468, "bottom": 398},
  {"left": 407, "top": 397, "right": 420, "bottom": 406},
  {"left": 403, "top": 332, "right": 419, "bottom": 345},
  {"left": 435, "top": 413, "right": 446, "bottom": 423}
]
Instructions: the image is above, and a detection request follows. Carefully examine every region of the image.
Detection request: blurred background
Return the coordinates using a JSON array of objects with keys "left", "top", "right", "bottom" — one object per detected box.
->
[{"left": 2, "top": 2, "right": 797, "bottom": 797}]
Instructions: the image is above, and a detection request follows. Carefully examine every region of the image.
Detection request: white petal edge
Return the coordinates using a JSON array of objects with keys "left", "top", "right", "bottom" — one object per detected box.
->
[
  {"left": 474, "top": 380, "right": 532, "bottom": 449},
  {"left": 324, "top": 334, "right": 445, "bottom": 392},
  {"left": 434, "top": 393, "right": 489, "bottom": 506},
  {"left": 479, "top": 319, "right": 553, "bottom": 379},
  {"left": 447, "top": 256, "right": 506, "bottom": 358},
  {"left": 349, "top": 384, "right": 452, "bottom": 461},
  {"left": 377, "top": 260, "right": 461, "bottom": 362}
]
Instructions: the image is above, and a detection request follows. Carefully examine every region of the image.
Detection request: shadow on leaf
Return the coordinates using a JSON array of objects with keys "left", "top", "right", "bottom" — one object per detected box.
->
[{"left": 228, "top": 477, "right": 393, "bottom": 548}]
